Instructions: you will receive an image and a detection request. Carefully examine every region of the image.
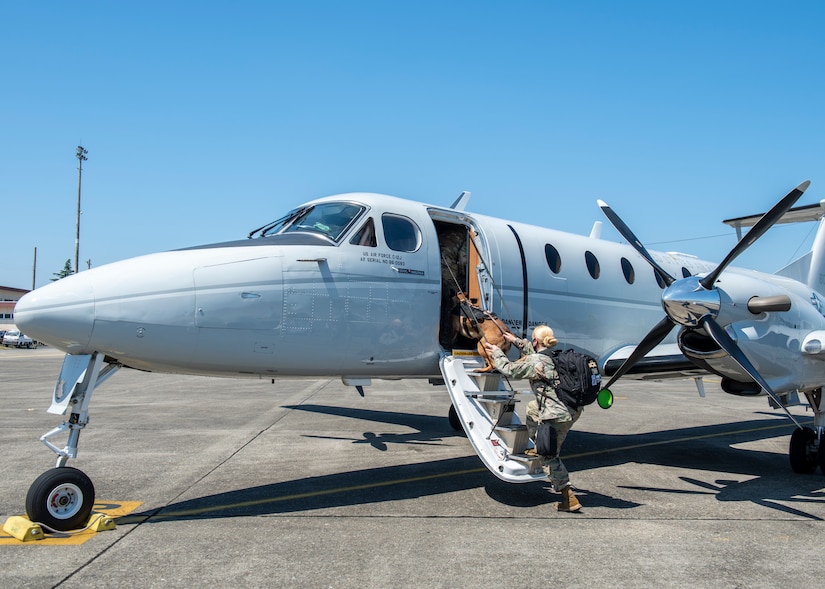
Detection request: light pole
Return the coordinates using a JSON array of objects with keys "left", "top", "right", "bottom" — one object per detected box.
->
[{"left": 75, "top": 145, "right": 88, "bottom": 274}]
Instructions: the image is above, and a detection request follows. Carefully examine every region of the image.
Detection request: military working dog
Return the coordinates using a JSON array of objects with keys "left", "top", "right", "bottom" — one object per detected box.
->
[{"left": 451, "top": 293, "right": 513, "bottom": 372}]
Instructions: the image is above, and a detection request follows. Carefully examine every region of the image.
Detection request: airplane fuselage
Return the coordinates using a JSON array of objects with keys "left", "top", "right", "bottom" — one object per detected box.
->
[{"left": 14, "top": 192, "right": 825, "bottom": 394}]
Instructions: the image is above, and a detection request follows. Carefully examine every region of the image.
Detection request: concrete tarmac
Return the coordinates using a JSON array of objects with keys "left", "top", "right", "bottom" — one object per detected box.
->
[{"left": 1, "top": 347, "right": 824, "bottom": 588}]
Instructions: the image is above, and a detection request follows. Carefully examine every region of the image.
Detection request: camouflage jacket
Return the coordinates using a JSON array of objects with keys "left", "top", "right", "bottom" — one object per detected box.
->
[{"left": 489, "top": 338, "right": 558, "bottom": 398}]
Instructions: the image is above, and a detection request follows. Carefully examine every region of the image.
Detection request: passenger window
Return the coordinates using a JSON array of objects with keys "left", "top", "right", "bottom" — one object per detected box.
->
[
  {"left": 585, "top": 251, "right": 600, "bottom": 279},
  {"left": 621, "top": 257, "right": 635, "bottom": 284},
  {"left": 350, "top": 218, "right": 377, "bottom": 247},
  {"left": 654, "top": 269, "right": 667, "bottom": 288},
  {"left": 382, "top": 214, "right": 421, "bottom": 252},
  {"left": 545, "top": 244, "right": 561, "bottom": 274}
]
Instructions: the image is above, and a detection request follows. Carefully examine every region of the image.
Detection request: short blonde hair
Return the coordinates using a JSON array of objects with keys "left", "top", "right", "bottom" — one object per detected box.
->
[{"left": 532, "top": 325, "right": 558, "bottom": 349}]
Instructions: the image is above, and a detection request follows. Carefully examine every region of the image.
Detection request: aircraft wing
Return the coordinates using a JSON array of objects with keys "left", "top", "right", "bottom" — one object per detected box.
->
[{"left": 601, "top": 343, "right": 706, "bottom": 380}]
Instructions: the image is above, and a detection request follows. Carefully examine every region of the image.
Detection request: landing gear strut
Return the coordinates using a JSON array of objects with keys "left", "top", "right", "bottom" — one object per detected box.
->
[{"left": 26, "top": 352, "right": 119, "bottom": 531}]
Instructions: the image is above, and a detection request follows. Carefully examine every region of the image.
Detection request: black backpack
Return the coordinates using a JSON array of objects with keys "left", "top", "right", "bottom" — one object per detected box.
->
[{"left": 542, "top": 349, "right": 602, "bottom": 409}]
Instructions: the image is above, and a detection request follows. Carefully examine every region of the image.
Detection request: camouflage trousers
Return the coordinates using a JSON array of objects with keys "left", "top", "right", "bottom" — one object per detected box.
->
[{"left": 526, "top": 395, "right": 582, "bottom": 492}]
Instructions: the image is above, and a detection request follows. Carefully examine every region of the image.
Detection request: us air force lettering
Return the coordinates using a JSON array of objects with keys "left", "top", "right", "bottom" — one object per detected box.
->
[{"left": 14, "top": 181, "right": 825, "bottom": 531}]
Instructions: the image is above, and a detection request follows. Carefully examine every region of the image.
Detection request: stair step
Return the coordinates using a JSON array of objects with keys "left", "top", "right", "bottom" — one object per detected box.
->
[
  {"left": 479, "top": 397, "right": 516, "bottom": 422},
  {"left": 466, "top": 393, "right": 516, "bottom": 401},
  {"left": 452, "top": 355, "right": 503, "bottom": 391},
  {"left": 509, "top": 453, "right": 543, "bottom": 462},
  {"left": 494, "top": 424, "right": 529, "bottom": 453},
  {"left": 495, "top": 424, "right": 528, "bottom": 431},
  {"left": 508, "top": 453, "right": 545, "bottom": 474},
  {"left": 465, "top": 373, "right": 503, "bottom": 391}
]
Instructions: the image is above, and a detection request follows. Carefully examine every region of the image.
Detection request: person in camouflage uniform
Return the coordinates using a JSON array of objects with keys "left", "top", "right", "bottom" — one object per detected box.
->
[{"left": 484, "top": 325, "right": 583, "bottom": 512}]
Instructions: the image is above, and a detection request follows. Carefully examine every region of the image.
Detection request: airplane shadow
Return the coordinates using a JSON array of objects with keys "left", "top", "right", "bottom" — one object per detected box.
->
[
  {"left": 118, "top": 404, "right": 825, "bottom": 525},
  {"left": 565, "top": 416, "right": 825, "bottom": 520},
  {"left": 285, "top": 403, "right": 450, "bottom": 451}
]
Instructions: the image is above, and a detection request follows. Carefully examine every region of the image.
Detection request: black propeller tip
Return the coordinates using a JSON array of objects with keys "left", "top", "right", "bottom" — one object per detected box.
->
[
  {"left": 597, "top": 199, "right": 676, "bottom": 287},
  {"left": 699, "top": 180, "right": 811, "bottom": 289}
]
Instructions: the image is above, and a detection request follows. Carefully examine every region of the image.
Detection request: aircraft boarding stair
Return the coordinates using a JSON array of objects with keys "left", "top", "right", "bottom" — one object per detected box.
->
[{"left": 440, "top": 353, "right": 547, "bottom": 483}]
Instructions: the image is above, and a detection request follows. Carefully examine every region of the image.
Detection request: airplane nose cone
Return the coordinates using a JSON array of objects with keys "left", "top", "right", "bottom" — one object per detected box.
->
[{"left": 14, "top": 272, "right": 95, "bottom": 353}]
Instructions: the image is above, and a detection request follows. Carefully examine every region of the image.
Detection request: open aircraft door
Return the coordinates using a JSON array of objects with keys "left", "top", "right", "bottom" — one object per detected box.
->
[
  {"left": 428, "top": 210, "right": 543, "bottom": 482},
  {"left": 430, "top": 212, "right": 501, "bottom": 340},
  {"left": 467, "top": 228, "right": 495, "bottom": 311}
]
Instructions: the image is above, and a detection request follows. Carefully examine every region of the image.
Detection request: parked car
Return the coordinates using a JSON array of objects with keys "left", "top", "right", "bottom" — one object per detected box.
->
[{"left": 2, "top": 330, "right": 37, "bottom": 348}]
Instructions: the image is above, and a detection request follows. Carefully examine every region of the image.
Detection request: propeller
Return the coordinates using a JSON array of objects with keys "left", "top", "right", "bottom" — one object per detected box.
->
[
  {"left": 598, "top": 181, "right": 810, "bottom": 425},
  {"left": 701, "top": 317, "right": 801, "bottom": 428},
  {"left": 699, "top": 181, "right": 809, "bottom": 289},
  {"left": 597, "top": 200, "right": 676, "bottom": 288}
]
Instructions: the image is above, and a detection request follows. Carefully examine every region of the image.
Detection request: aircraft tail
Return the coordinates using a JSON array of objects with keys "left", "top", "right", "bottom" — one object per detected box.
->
[
  {"left": 727, "top": 196, "right": 825, "bottom": 292},
  {"left": 775, "top": 215, "right": 825, "bottom": 293},
  {"left": 775, "top": 251, "right": 812, "bottom": 284}
]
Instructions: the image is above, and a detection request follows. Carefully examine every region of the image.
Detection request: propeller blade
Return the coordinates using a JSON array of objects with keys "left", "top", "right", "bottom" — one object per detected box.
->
[
  {"left": 597, "top": 200, "right": 676, "bottom": 287},
  {"left": 602, "top": 315, "right": 675, "bottom": 390},
  {"left": 701, "top": 317, "right": 801, "bottom": 428},
  {"left": 700, "top": 181, "right": 810, "bottom": 289}
]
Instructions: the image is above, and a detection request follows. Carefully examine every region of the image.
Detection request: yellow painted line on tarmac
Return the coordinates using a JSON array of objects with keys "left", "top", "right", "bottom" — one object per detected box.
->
[
  {"left": 0, "top": 501, "right": 142, "bottom": 546},
  {"left": 127, "top": 421, "right": 802, "bottom": 521},
  {"left": 2, "top": 420, "right": 801, "bottom": 542},
  {"left": 127, "top": 468, "right": 487, "bottom": 521}
]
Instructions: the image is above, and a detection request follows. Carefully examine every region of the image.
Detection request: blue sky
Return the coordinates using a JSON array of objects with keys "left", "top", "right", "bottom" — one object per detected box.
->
[{"left": 3, "top": 1, "right": 824, "bottom": 289}]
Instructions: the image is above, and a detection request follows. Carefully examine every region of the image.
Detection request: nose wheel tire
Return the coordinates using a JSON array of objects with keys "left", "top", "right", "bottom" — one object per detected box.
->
[{"left": 26, "top": 467, "right": 96, "bottom": 531}]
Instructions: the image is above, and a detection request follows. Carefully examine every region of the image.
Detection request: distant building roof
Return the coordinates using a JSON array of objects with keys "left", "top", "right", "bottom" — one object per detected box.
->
[{"left": 0, "top": 286, "right": 31, "bottom": 298}]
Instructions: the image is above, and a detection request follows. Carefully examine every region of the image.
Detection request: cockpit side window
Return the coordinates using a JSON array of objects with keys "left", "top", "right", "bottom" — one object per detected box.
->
[
  {"left": 382, "top": 214, "right": 421, "bottom": 252},
  {"left": 278, "top": 202, "right": 365, "bottom": 242},
  {"left": 350, "top": 217, "right": 377, "bottom": 247}
]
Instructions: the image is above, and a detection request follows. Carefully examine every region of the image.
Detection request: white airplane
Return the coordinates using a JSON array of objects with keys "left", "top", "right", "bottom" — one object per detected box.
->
[{"left": 13, "top": 180, "right": 825, "bottom": 532}]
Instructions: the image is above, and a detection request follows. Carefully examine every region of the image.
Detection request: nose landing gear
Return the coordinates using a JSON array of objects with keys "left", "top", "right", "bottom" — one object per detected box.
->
[{"left": 26, "top": 352, "right": 120, "bottom": 532}]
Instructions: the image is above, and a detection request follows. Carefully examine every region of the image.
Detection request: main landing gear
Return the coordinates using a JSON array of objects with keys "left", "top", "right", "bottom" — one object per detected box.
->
[
  {"left": 787, "top": 388, "right": 825, "bottom": 475},
  {"left": 27, "top": 352, "right": 120, "bottom": 531}
]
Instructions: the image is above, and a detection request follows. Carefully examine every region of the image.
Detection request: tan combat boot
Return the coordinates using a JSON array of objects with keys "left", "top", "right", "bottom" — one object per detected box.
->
[{"left": 555, "top": 486, "right": 582, "bottom": 513}]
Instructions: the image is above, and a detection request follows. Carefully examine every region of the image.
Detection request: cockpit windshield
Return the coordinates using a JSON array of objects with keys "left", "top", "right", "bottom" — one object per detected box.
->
[
  {"left": 256, "top": 202, "right": 366, "bottom": 242},
  {"left": 247, "top": 207, "right": 308, "bottom": 239}
]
